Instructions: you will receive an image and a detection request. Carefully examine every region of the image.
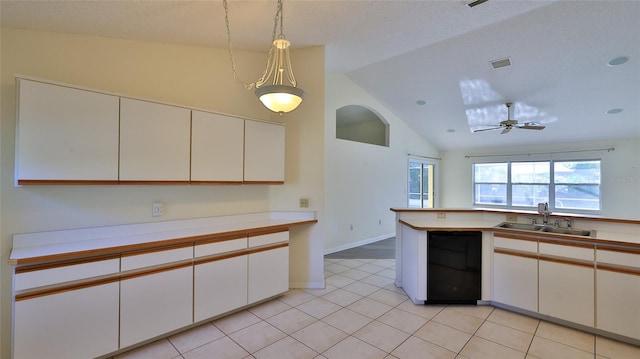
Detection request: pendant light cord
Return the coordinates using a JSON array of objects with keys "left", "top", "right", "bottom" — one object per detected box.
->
[{"left": 223, "top": 0, "right": 283, "bottom": 90}]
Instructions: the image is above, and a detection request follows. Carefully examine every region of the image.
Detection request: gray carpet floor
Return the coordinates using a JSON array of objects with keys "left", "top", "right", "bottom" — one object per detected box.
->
[{"left": 324, "top": 237, "right": 395, "bottom": 259}]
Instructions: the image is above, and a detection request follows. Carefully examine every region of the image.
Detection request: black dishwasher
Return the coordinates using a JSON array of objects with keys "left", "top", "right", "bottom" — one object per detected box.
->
[{"left": 427, "top": 231, "right": 482, "bottom": 304}]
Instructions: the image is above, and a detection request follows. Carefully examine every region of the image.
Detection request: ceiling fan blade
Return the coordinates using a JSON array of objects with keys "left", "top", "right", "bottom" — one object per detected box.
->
[
  {"left": 518, "top": 122, "right": 545, "bottom": 130},
  {"left": 473, "top": 127, "right": 502, "bottom": 133},
  {"left": 501, "top": 127, "right": 512, "bottom": 134}
]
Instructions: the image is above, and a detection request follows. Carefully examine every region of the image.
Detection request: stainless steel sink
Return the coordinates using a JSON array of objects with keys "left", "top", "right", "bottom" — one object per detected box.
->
[
  {"left": 539, "top": 226, "right": 595, "bottom": 237},
  {"left": 496, "top": 222, "right": 543, "bottom": 231},
  {"left": 495, "top": 221, "right": 595, "bottom": 237}
]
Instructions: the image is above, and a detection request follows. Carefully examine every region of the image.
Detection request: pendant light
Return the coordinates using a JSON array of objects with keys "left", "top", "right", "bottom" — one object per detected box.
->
[{"left": 223, "top": 0, "right": 305, "bottom": 114}]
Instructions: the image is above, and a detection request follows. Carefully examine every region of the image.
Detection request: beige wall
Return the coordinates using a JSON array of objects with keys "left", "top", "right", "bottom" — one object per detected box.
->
[
  {"left": 0, "top": 28, "right": 325, "bottom": 359},
  {"left": 324, "top": 73, "right": 439, "bottom": 253}
]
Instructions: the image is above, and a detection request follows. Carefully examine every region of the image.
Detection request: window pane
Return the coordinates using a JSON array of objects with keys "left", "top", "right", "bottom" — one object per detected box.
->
[
  {"left": 474, "top": 163, "right": 507, "bottom": 182},
  {"left": 512, "top": 185, "right": 549, "bottom": 207},
  {"left": 555, "top": 185, "right": 600, "bottom": 210},
  {"left": 554, "top": 161, "right": 601, "bottom": 184},
  {"left": 474, "top": 184, "right": 506, "bottom": 205},
  {"left": 511, "top": 162, "right": 550, "bottom": 183}
]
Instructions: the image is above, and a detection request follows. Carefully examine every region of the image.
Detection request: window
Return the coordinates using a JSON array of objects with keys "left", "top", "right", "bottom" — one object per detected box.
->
[
  {"left": 473, "top": 160, "right": 601, "bottom": 212},
  {"left": 408, "top": 160, "right": 435, "bottom": 208}
]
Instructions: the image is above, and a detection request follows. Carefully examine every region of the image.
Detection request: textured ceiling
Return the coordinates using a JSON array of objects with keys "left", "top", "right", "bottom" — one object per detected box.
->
[{"left": 2, "top": 0, "right": 639, "bottom": 151}]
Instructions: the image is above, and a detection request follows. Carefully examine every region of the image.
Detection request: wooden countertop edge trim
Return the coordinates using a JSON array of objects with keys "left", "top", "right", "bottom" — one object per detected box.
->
[
  {"left": 15, "top": 253, "right": 121, "bottom": 274},
  {"left": 597, "top": 263, "right": 640, "bottom": 276},
  {"left": 538, "top": 254, "right": 594, "bottom": 268},
  {"left": 9, "top": 219, "right": 316, "bottom": 267},
  {"left": 398, "top": 220, "right": 486, "bottom": 232},
  {"left": 494, "top": 248, "right": 538, "bottom": 260},
  {"left": 15, "top": 275, "right": 121, "bottom": 302},
  {"left": 398, "top": 221, "right": 640, "bottom": 250},
  {"left": 493, "top": 232, "right": 539, "bottom": 241},
  {"left": 390, "top": 208, "right": 640, "bottom": 225}
]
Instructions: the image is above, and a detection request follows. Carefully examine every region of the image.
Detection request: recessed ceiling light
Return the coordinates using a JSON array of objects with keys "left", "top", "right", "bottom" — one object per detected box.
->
[
  {"left": 606, "top": 108, "right": 623, "bottom": 115},
  {"left": 608, "top": 56, "right": 629, "bottom": 67},
  {"left": 446, "top": 128, "right": 456, "bottom": 133},
  {"left": 416, "top": 100, "right": 426, "bottom": 106}
]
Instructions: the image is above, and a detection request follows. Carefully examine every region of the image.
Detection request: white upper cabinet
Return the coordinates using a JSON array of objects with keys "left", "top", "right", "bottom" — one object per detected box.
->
[
  {"left": 16, "top": 78, "right": 120, "bottom": 184},
  {"left": 119, "top": 98, "right": 191, "bottom": 182},
  {"left": 191, "top": 111, "right": 244, "bottom": 183},
  {"left": 244, "top": 120, "right": 285, "bottom": 183}
]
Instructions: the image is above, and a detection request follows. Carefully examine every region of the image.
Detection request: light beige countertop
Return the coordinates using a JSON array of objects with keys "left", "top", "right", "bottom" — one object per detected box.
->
[
  {"left": 394, "top": 209, "right": 640, "bottom": 248},
  {"left": 9, "top": 212, "right": 317, "bottom": 266}
]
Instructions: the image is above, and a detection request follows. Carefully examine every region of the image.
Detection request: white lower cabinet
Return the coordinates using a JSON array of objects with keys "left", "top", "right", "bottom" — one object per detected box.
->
[
  {"left": 492, "top": 234, "right": 538, "bottom": 312},
  {"left": 538, "top": 241, "right": 595, "bottom": 327},
  {"left": 596, "top": 248, "right": 640, "bottom": 339},
  {"left": 13, "top": 281, "right": 120, "bottom": 359},
  {"left": 194, "top": 254, "right": 248, "bottom": 322},
  {"left": 247, "top": 231, "right": 290, "bottom": 303},
  {"left": 120, "top": 265, "right": 193, "bottom": 348},
  {"left": 248, "top": 246, "right": 289, "bottom": 303}
]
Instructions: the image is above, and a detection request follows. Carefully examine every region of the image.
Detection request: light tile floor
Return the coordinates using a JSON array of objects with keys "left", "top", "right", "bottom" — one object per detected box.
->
[{"left": 113, "top": 258, "right": 640, "bottom": 359}]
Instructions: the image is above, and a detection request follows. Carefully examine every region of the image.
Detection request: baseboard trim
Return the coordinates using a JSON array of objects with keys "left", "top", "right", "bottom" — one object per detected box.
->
[
  {"left": 289, "top": 281, "right": 325, "bottom": 289},
  {"left": 324, "top": 233, "right": 395, "bottom": 255}
]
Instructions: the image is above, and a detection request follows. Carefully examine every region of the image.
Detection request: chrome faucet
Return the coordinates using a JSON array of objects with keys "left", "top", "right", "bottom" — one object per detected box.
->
[{"left": 538, "top": 202, "right": 551, "bottom": 225}]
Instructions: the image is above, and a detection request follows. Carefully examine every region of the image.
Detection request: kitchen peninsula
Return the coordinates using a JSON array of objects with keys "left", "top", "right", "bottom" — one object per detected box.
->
[{"left": 391, "top": 208, "right": 640, "bottom": 346}]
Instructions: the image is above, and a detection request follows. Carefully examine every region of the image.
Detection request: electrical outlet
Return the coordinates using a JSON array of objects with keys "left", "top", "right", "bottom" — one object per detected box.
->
[
  {"left": 299, "top": 198, "right": 309, "bottom": 208},
  {"left": 152, "top": 202, "right": 164, "bottom": 217},
  {"left": 506, "top": 214, "right": 518, "bottom": 222},
  {"left": 437, "top": 212, "right": 446, "bottom": 219}
]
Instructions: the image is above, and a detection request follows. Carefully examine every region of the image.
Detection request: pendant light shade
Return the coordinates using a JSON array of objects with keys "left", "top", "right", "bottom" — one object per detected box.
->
[
  {"left": 256, "top": 85, "right": 304, "bottom": 113},
  {"left": 223, "top": 0, "right": 305, "bottom": 114}
]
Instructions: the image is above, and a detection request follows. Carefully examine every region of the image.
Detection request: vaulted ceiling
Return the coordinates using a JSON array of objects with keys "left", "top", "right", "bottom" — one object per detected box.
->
[{"left": 2, "top": 0, "right": 639, "bottom": 151}]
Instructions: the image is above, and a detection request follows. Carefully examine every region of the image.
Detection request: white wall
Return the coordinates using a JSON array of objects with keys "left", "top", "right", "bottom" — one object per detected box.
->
[
  {"left": 324, "top": 74, "right": 439, "bottom": 253},
  {"left": 0, "top": 28, "right": 325, "bottom": 359},
  {"left": 440, "top": 138, "right": 640, "bottom": 220}
]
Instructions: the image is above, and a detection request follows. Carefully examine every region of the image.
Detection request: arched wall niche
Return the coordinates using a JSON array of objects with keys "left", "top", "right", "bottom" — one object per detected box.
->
[{"left": 336, "top": 105, "right": 389, "bottom": 147}]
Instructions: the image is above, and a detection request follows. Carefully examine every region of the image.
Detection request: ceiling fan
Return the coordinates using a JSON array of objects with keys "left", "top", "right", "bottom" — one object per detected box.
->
[{"left": 474, "top": 102, "right": 546, "bottom": 134}]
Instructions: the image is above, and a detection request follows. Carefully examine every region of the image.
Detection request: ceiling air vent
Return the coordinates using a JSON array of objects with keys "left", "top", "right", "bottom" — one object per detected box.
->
[
  {"left": 468, "top": 0, "right": 489, "bottom": 8},
  {"left": 490, "top": 57, "right": 512, "bottom": 69}
]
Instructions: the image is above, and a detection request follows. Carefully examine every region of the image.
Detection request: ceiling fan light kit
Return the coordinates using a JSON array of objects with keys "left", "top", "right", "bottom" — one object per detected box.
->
[{"left": 473, "top": 102, "right": 546, "bottom": 134}]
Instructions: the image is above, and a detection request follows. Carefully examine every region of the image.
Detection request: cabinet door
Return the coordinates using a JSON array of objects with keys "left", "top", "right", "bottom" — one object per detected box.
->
[
  {"left": 120, "top": 265, "right": 193, "bottom": 348},
  {"left": 119, "top": 98, "right": 191, "bottom": 182},
  {"left": 16, "top": 79, "right": 120, "bottom": 183},
  {"left": 596, "top": 248, "right": 640, "bottom": 339},
  {"left": 493, "top": 253, "right": 538, "bottom": 312},
  {"left": 248, "top": 230, "right": 289, "bottom": 303},
  {"left": 14, "top": 281, "right": 119, "bottom": 359},
  {"left": 244, "top": 120, "right": 285, "bottom": 183},
  {"left": 191, "top": 111, "right": 244, "bottom": 183},
  {"left": 539, "top": 259, "right": 594, "bottom": 326},
  {"left": 194, "top": 254, "right": 248, "bottom": 322},
  {"left": 492, "top": 234, "right": 538, "bottom": 312},
  {"left": 538, "top": 241, "right": 594, "bottom": 327}
]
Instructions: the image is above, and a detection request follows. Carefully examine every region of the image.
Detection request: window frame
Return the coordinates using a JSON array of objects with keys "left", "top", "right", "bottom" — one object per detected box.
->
[{"left": 472, "top": 159, "right": 601, "bottom": 214}]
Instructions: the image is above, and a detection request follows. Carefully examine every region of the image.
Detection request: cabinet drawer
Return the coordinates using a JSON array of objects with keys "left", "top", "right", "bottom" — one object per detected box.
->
[
  {"left": 597, "top": 248, "right": 640, "bottom": 268},
  {"left": 15, "top": 257, "right": 119, "bottom": 291},
  {"left": 539, "top": 241, "right": 594, "bottom": 261},
  {"left": 494, "top": 235, "right": 537, "bottom": 253},
  {"left": 121, "top": 245, "right": 193, "bottom": 271},
  {"left": 248, "top": 230, "right": 288, "bottom": 248},
  {"left": 195, "top": 237, "right": 247, "bottom": 258}
]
